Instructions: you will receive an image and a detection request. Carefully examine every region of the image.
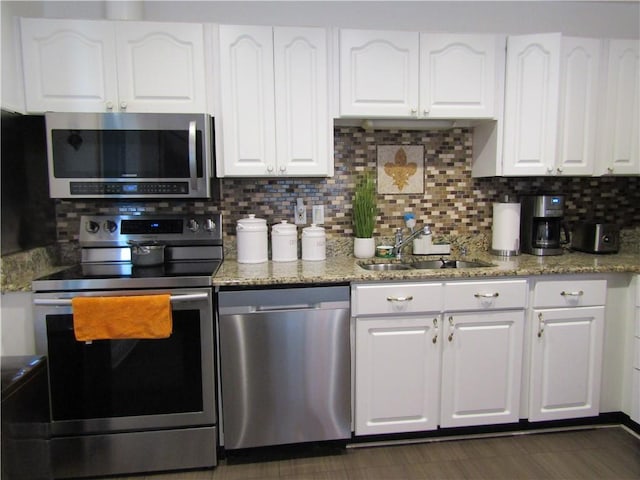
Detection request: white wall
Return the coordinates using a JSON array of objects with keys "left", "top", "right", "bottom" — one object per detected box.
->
[{"left": 6, "top": 1, "right": 640, "bottom": 37}]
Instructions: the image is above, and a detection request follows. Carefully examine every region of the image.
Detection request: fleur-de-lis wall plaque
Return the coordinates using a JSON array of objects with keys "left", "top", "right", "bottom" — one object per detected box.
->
[{"left": 377, "top": 145, "right": 424, "bottom": 194}]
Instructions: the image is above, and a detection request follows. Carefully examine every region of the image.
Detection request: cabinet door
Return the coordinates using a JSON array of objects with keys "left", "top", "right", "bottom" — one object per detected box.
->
[
  {"left": 420, "top": 34, "right": 500, "bottom": 118},
  {"left": 529, "top": 306, "right": 605, "bottom": 422},
  {"left": 503, "top": 34, "right": 561, "bottom": 175},
  {"left": 20, "top": 18, "right": 118, "bottom": 113},
  {"left": 440, "top": 310, "right": 524, "bottom": 428},
  {"left": 597, "top": 39, "right": 640, "bottom": 175},
  {"left": 274, "top": 27, "right": 331, "bottom": 176},
  {"left": 339, "top": 29, "right": 419, "bottom": 117},
  {"left": 355, "top": 315, "right": 441, "bottom": 435},
  {"left": 218, "top": 25, "right": 276, "bottom": 176},
  {"left": 115, "top": 22, "right": 207, "bottom": 113},
  {"left": 556, "top": 37, "right": 601, "bottom": 176}
]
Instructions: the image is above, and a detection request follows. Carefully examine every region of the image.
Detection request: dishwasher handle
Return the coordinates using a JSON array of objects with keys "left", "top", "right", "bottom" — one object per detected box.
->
[{"left": 254, "top": 303, "right": 320, "bottom": 312}]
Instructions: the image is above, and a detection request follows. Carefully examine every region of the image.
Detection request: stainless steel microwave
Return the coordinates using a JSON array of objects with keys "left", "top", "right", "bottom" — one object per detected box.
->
[{"left": 45, "top": 112, "right": 216, "bottom": 199}]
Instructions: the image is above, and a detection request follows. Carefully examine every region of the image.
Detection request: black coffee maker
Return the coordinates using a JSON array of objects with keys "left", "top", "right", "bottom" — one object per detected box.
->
[{"left": 520, "top": 195, "right": 569, "bottom": 255}]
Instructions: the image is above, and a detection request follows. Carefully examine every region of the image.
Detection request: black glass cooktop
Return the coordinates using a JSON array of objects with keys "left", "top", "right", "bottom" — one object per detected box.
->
[{"left": 32, "top": 260, "right": 222, "bottom": 292}]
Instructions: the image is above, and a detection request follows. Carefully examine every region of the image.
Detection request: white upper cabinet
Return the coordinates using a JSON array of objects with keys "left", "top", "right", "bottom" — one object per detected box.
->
[
  {"left": 217, "top": 25, "right": 332, "bottom": 177},
  {"left": 420, "top": 34, "right": 501, "bottom": 118},
  {"left": 339, "top": 29, "right": 419, "bottom": 117},
  {"left": 20, "top": 18, "right": 208, "bottom": 113},
  {"left": 502, "top": 34, "right": 601, "bottom": 176},
  {"left": 21, "top": 19, "right": 118, "bottom": 112},
  {"left": 556, "top": 37, "right": 602, "bottom": 176},
  {"left": 339, "top": 29, "right": 503, "bottom": 119},
  {"left": 218, "top": 25, "right": 276, "bottom": 176},
  {"left": 502, "top": 34, "right": 562, "bottom": 176},
  {"left": 597, "top": 39, "right": 640, "bottom": 175},
  {"left": 114, "top": 22, "right": 207, "bottom": 113}
]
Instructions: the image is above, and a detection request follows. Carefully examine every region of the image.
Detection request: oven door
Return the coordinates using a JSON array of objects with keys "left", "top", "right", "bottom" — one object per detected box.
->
[{"left": 33, "top": 288, "right": 215, "bottom": 436}]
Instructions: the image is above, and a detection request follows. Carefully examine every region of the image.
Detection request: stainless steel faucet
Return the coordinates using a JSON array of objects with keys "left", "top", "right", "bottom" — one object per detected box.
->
[{"left": 393, "top": 225, "right": 432, "bottom": 259}]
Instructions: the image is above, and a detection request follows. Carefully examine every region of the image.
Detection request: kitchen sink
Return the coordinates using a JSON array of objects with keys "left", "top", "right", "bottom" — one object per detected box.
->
[
  {"left": 358, "top": 259, "right": 494, "bottom": 271},
  {"left": 358, "top": 262, "right": 413, "bottom": 271},
  {"left": 409, "top": 259, "right": 494, "bottom": 269}
]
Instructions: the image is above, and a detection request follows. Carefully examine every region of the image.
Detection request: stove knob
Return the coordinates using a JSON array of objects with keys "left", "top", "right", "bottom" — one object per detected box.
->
[
  {"left": 85, "top": 220, "right": 100, "bottom": 234},
  {"left": 187, "top": 219, "right": 199, "bottom": 232},
  {"left": 103, "top": 220, "right": 117, "bottom": 233},
  {"left": 204, "top": 218, "right": 216, "bottom": 232}
]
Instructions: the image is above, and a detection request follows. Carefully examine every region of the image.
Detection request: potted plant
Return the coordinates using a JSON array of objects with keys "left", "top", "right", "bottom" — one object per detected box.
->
[{"left": 352, "top": 172, "right": 377, "bottom": 258}]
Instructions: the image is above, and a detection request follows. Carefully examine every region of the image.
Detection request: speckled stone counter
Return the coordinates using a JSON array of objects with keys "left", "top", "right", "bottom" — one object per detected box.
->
[
  {"left": 0, "top": 246, "right": 70, "bottom": 293},
  {"left": 213, "top": 250, "right": 640, "bottom": 288}
]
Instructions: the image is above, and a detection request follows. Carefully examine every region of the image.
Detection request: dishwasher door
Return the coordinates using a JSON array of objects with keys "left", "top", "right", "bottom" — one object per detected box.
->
[{"left": 218, "top": 286, "right": 350, "bottom": 449}]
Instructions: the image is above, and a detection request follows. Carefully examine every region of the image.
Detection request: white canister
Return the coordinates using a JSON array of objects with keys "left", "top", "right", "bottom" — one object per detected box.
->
[
  {"left": 302, "top": 224, "right": 326, "bottom": 261},
  {"left": 271, "top": 220, "right": 298, "bottom": 262},
  {"left": 236, "top": 214, "right": 268, "bottom": 263}
]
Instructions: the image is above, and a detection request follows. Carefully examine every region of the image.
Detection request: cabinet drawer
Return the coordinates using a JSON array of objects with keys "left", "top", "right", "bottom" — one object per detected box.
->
[
  {"left": 351, "top": 282, "right": 442, "bottom": 316},
  {"left": 443, "top": 279, "right": 527, "bottom": 311},
  {"left": 533, "top": 279, "right": 606, "bottom": 308}
]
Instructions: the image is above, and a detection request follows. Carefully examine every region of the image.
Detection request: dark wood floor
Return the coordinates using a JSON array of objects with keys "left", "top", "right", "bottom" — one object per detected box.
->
[{"left": 103, "top": 426, "right": 640, "bottom": 480}]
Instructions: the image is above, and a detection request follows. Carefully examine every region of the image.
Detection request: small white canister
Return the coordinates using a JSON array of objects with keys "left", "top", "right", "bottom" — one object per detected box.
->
[
  {"left": 236, "top": 214, "right": 268, "bottom": 264},
  {"left": 302, "top": 224, "right": 326, "bottom": 261},
  {"left": 271, "top": 220, "right": 298, "bottom": 262}
]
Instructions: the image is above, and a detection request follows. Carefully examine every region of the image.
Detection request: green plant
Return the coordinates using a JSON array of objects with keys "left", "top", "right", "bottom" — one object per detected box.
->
[{"left": 352, "top": 172, "right": 377, "bottom": 238}]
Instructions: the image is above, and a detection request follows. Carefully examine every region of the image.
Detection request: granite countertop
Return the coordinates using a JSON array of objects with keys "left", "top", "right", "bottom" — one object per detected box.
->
[
  {"left": 3, "top": 245, "right": 638, "bottom": 293},
  {"left": 213, "top": 250, "right": 640, "bottom": 288}
]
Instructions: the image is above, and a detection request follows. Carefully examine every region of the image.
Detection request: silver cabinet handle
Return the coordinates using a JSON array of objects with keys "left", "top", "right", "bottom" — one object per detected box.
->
[
  {"left": 537, "top": 312, "right": 545, "bottom": 338},
  {"left": 188, "top": 120, "right": 197, "bottom": 189},
  {"left": 448, "top": 316, "right": 454, "bottom": 342},
  {"left": 386, "top": 295, "right": 414, "bottom": 302},
  {"left": 561, "top": 290, "right": 584, "bottom": 297},
  {"left": 120, "top": 101, "right": 127, "bottom": 111},
  {"left": 105, "top": 100, "right": 114, "bottom": 110},
  {"left": 432, "top": 317, "right": 438, "bottom": 344},
  {"left": 474, "top": 292, "right": 499, "bottom": 298}
]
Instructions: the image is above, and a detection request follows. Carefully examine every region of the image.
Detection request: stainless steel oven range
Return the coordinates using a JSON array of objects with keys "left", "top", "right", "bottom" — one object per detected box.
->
[{"left": 31, "top": 214, "right": 222, "bottom": 479}]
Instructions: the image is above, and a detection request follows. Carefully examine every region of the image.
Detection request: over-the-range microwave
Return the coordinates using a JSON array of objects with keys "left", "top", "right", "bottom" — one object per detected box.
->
[{"left": 45, "top": 112, "right": 217, "bottom": 199}]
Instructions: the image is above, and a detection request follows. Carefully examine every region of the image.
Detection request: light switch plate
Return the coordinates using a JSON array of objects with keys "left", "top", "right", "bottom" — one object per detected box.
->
[{"left": 312, "top": 205, "right": 325, "bottom": 224}]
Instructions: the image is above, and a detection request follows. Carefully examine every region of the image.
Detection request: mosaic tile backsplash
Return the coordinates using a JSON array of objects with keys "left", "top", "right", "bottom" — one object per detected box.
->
[{"left": 54, "top": 126, "right": 640, "bottom": 260}]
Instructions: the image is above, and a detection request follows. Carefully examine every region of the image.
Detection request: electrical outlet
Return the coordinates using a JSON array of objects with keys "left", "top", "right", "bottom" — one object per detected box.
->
[
  {"left": 294, "top": 198, "right": 307, "bottom": 225},
  {"left": 312, "top": 205, "right": 325, "bottom": 224}
]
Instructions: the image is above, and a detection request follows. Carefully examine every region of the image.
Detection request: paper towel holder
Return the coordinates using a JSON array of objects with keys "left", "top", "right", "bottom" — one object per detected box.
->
[{"left": 491, "top": 199, "right": 521, "bottom": 257}]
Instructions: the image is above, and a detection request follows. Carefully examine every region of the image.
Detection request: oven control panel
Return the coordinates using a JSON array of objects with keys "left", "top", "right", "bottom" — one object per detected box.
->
[{"left": 79, "top": 214, "right": 222, "bottom": 247}]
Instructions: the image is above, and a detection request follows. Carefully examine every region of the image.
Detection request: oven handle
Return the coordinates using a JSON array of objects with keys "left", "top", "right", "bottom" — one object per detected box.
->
[{"left": 33, "top": 292, "right": 209, "bottom": 307}]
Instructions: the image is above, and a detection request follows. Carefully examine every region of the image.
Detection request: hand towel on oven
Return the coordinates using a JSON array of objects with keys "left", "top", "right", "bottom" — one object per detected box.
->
[{"left": 72, "top": 294, "right": 173, "bottom": 341}]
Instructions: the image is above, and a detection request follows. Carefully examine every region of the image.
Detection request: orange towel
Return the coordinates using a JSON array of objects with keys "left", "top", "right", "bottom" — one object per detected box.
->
[{"left": 72, "top": 294, "right": 173, "bottom": 341}]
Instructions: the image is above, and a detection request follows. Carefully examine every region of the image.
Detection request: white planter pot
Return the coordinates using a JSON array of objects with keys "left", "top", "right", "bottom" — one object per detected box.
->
[{"left": 354, "top": 237, "right": 375, "bottom": 259}]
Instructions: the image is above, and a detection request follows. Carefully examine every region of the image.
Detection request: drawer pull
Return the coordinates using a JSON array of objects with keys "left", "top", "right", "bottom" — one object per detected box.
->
[
  {"left": 386, "top": 295, "right": 414, "bottom": 302},
  {"left": 474, "top": 292, "right": 499, "bottom": 298},
  {"left": 433, "top": 318, "right": 438, "bottom": 344},
  {"left": 448, "top": 316, "right": 455, "bottom": 342},
  {"left": 537, "top": 312, "right": 545, "bottom": 338},
  {"left": 560, "top": 290, "right": 584, "bottom": 297}
]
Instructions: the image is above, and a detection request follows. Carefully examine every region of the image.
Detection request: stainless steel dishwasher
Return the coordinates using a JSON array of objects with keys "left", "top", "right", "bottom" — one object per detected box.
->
[{"left": 217, "top": 285, "right": 351, "bottom": 450}]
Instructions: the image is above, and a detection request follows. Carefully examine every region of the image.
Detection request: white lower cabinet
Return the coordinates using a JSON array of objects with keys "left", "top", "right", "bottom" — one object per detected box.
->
[
  {"left": 440, "top": 310, "right": 524, "bottom": 428},
  {"left": 355, "top": 315, "right": 441, "bottom": 435},
  {"left": 632, "top": 275, "right": 640, "bottom": 424},
  {"left": 528, "top": 278, "right": 607, "bottom": 422},
  {"left": 352, "top": 279, "right": 526, "bottom": 435},
  {"left": 440, "top": 280, "right": 526, "bottom": 428}
]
